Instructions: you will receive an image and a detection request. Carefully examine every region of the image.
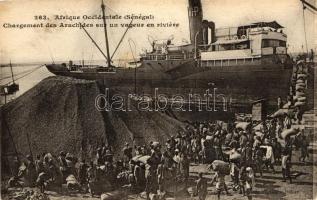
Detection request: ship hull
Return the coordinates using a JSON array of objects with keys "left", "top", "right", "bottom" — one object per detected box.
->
[{"left": 46, "top": 61, "right": 293, "bottom": 113}]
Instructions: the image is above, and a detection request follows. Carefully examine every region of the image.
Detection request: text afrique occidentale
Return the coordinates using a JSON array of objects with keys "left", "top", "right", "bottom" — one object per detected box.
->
[
  {"left": 52, "top": 14, "right": 179, "bottom": 28},
  {"left": 53, "top": 14, "right": 155, "bottom": 21}
]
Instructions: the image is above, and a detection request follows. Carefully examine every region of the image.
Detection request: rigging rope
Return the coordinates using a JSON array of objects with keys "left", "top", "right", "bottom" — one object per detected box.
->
[
  {"left": 305, "top": 5, "right": 317, "bottom": 14},
  {"left": 78, "top": 1, "right": 167, "bottom": 64},
  {"left": 1, "top": 65, "right": 44, "bottom": 86},
  {"left": 302, "top": 3, "right": 309, "bottom": 54},
  {"left": 0, "top": 67, "right": 38, "bottom": 81}
]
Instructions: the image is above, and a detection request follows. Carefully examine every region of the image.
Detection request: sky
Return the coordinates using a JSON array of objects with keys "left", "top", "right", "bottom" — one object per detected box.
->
[{"left": 0, "top": 0, "right": 316, "bottom": 64}]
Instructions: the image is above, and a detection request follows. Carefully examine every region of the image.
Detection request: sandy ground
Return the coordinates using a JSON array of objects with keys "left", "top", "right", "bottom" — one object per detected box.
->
[{"left": 2, "top": 149, "right": 316, "bottom": 200}]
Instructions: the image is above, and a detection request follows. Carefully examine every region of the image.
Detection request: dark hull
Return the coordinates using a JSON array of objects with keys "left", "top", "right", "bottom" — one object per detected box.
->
[{"left": 46, "top": 60, "right": 293, "bottom": 113}]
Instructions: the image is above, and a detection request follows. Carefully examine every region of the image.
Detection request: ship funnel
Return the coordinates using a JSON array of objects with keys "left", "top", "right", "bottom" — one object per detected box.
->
[
  {"left": 202, "top": 20, "right": 215, "bottom": 49},
  {"left": 202, "top": 20, "right": 209, "bottom": 46},
  {"left": 208, "top": 21, "right": 216, "bottom": 49},
  {"left": 208, "top": 21, "right": 215, "bottom": 42},
  {"left": 188, "top": 0, "right": 203, "bottom": 45}
]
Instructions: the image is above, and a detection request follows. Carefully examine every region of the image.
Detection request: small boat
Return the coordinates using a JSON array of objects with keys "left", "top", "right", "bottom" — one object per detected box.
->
[{"left": 0, "top": 61, "right": 19, "bottom": 101}]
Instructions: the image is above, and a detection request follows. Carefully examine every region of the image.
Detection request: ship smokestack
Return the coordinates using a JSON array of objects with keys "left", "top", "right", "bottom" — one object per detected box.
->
[
  {"left": 208, "top": 21, "right": 215, "bottom": 43},
  {"left": 202, "top": 20, "right": 209, "bottom": 46},
  {"left": 202, "top": 20, "right": 215, "bottom": 50},
  {"left": 188, "top": 0, "right": 203, "bottom": 45},
  {"left": 208, "top": 21, "right": 215, "bottom": 50}
]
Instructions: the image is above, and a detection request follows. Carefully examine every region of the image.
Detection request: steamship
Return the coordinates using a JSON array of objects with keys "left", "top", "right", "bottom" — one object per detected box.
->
[{"left": 46, "top": 0, "right": 294, "bottom": 111}]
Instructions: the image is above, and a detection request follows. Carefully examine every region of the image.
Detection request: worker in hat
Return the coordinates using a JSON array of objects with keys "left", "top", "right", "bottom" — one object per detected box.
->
[
  {"left": 173, "top": 149, "right": 181, "bottom": 163},
  {"left": 25, "top": 154, "right": 37, "bottom": 186},
  {"left": 272, "top": 138, "right": 282, "bottom": 163},
  {"left": 11, "top": 156, "right": 20, "bottom": 177},
  {"left": 96, "top": 148, "right": 104, "bottom": 166},
  {"left": 157, "top": 158, "right": 166, "bottom": 194},
  {"left": 253, "top": 136, "right": 263, "bottom": 177},
  {"left": 239, "top": 131, "right": 248, "bottom": 147},
  {"left": 196, "top": 172, "right": 207, "bottom": 200},
  {"left": 145, "top": 158, "right": 156, "bottom": 200},
  {"left": 245, "top": 167, "right": 255, "bottom": 200},
  {"left": 134, "top": 160, "right": 145, "bottom": 191},
  {"left": 211, "top": 170, "right": 230, "bottom": 200},
  {"left": 262, "top": 141, "right": 276, "bottom": 173},
  {"left": 35, "top": 154, "right": 44, "bottom": 175},
  {"left": 78, "top": 159, "right": 88, "bottom": 186},
  {"left": 299, "top": 134, "right": 309, "bottom": 164},
  {"left": 239, "top": 166, "right": 247, "bottom": 196},
  {"left": 214, "top": 135, "right": 223, "bottom": 161},
  {"left": 36, "top": 171, "right": 48, "bottom": 193},
  {"left": 281, "top": 149, "right": 292, "bottom": 183},
  {"left": 87, "top": 161, "right": 97, "bottom": 197},
  {"left": 104, "top": 150, "right": 113, "bottom": 163},
  {"left": 123, "top": 142, "right": 133, "bottom": 168},
  {"left": 58, "top": 151, "right": 68, "bottom": 182}
]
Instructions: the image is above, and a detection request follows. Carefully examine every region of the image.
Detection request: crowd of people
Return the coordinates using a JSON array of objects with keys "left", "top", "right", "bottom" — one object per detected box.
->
[{"left": 5, "top": 112, "right": 310, "bottom": 200}]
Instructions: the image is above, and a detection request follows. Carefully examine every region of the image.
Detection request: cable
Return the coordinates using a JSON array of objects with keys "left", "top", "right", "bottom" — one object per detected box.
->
[
  {"left": 128, "top": 38, "right": 138, "bottom": 64},
  {"left": 0, "top": 68, "right": 35, "bottom": 81},
  {"left": 128, "top": 38, "right": 138, "bottom": 94},
  {"left": 305, "top": 5, "right": 317, "bottom": 14},
  {"left": 2, "top": 65, "right": 44, "bottom": 86},
  {"left": 104, "top": 3, "right": 120, "bottom": 16}
]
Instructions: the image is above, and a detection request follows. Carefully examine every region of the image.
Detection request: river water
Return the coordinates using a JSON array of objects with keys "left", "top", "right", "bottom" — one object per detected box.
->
[
  {"left": 0, "top": 64, "right": 53, "bottom": 105},
  {"left": 0, "top": 59, "right": 128, "bottom": 105}
]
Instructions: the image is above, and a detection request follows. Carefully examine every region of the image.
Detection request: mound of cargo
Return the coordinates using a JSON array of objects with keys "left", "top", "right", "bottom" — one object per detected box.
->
[
  {"left": 6, "top": 188, "right": 50, "bottom": 200},
  {"left": 1, "top": 76, "right": 186, "bottom": 164}
]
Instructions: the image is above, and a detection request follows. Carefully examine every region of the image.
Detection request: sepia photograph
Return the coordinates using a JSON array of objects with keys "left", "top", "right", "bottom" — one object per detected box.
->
[{"left": 0, "top": 0, "right": 316, "bottom": 199}]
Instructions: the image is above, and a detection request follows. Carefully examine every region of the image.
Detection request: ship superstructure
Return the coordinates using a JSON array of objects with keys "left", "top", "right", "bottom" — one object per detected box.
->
[{"left": 200, "top": 21, "right": 289, "bottom": 67}]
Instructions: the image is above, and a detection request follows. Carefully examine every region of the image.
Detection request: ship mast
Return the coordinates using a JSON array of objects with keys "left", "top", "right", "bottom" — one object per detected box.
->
[
  {"left": 10, "top": 60, "right": 15, "bottom": 84},
  {"left": 101, "top": 0, "right": 112, "bottom": 67}
]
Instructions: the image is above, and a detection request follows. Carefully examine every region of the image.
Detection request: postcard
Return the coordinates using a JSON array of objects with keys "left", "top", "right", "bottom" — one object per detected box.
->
[{"left": 0, "top": 0, "right": 316, "bottom": 199}]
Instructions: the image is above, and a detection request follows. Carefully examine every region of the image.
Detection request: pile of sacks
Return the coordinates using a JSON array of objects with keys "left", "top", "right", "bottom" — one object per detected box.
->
[
  {"left": 294, "top": 73, "right": 307, "bottom": 108},
  {"left": 11, "top": 189, "right": 50, "bottom": 200},
  {"left": 293, "top": 61, "right": 309, "bottom": 108}
]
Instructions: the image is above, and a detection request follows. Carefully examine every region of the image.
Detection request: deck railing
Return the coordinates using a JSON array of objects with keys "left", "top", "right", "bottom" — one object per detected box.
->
[
  {"left": 142, "top": 52, "right": 194, "bottom": 61},
  {"left": 200, "top": 57, "right": 261, "bottom": 67}
]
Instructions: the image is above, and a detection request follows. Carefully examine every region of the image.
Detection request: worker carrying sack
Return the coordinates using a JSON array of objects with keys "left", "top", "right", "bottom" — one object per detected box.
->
[
  {"left": 235, "top": 122, "right": 251, "bottom": 131},
  {"left": 281, "top": 128, "right": 299, "bottom": 139},
  {"left": 229, "top": 151, "right": 241, "bottom": 161},
  {"left": 210, "top": 160, "right": 230, "bottom": 175}
]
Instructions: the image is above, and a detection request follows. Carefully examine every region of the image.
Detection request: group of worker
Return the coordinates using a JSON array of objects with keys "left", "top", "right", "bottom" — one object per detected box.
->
[{"left": 5, "top": 112, "right": 310, "bottom": 200}]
